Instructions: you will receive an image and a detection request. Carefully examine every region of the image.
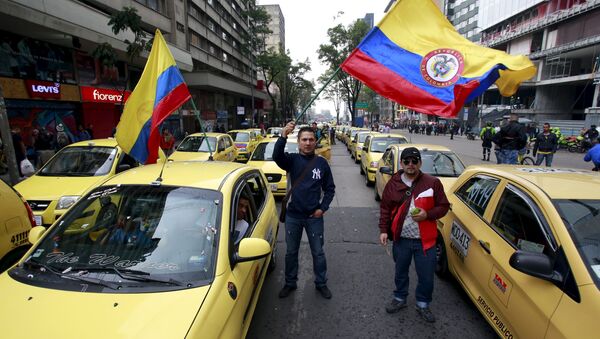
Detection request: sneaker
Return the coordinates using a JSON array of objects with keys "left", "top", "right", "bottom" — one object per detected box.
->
[
  {"left": 278, "top": 285, "right": 297, "bottom": 298},
  {"left": 316, "top": 285, "right": 332, "bottom": 299},
  {"left": 416, "top": 306, "right": 436, "bottom": 323},
  {"left": 385, "top": 298, "right": 407, "bottom": 313}
]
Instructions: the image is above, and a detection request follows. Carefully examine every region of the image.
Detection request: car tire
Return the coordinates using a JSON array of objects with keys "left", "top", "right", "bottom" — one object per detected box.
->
[
  {"left": 0, "top": 245, "right": 30, "bottom": 273},
  {"left": 360, "top": 165, "right": 365, "bottom": 175},
  {"left": 355, "top": 158, "right": 360, "bottom": 164},
  {"left": 435, "top": 236, "right": 449, "bottom": 279},
  {"left": 365, "top": 172, "right": 373, "bottom": 187},
  {"left": 374, "top": 182, "right": 381, "bottom": 201}
]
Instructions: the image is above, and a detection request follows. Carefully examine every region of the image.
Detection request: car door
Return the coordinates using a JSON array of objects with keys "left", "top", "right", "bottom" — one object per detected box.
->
[
  {"left": 227, "top": 172, "right": 270, "bottom": 329},
  {"left": 224, "top": 135, "right": 236, "bottom": 161},
  {"left": 361, "top": 136, "right": 371, "bottom": 172},
  {"left": 483, "top": 183, "right": 562, "bottom": 338},
  {"left": 215, "top": 137, "right": 226, "bottom": 161},
  {"left": 376, "top": 148, "right": 394, "bottom": 197},
  {"left": 441, "top": 175, "right": 503, "bottom": 323}
]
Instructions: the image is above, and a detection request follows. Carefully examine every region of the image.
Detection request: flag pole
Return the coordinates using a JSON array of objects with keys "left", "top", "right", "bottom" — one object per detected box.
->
[
  {"left": 294, "top": 66, "right": 341, "bottom": 123},
  {"left": 188, "top": 99, "right": 214, "bottom": 161}
]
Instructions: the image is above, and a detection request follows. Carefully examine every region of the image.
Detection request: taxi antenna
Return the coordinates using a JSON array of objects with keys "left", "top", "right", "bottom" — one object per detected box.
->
[
  {"left": 153, "top": 152, "right": 170, "bottom": 185},
  {"left": 190, "top": 101, "right": 214, "bottom": 161}
]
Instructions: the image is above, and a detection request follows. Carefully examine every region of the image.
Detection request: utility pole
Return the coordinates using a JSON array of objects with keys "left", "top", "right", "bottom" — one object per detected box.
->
[{"left": 0, "top": 84, "right": 20, "bottom": 184}]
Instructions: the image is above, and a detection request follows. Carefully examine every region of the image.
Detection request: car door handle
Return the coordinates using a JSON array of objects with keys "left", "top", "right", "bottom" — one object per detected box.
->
[{"left": 479, "top": 240, "right": 491, "bottom": 254}]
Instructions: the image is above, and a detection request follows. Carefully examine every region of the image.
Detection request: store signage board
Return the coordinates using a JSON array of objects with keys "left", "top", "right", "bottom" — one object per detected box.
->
[
  {"left": 81, "top": 86, "right": 131, "bottom": 103},
  {"left": 25, "top": 80, "right": 61, "bottom": 99}
]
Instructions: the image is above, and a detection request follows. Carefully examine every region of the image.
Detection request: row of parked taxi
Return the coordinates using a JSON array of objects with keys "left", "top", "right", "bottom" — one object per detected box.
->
[
  {"left": 0, "top": 126, "right": 320, "bottom": 338},
  {"left": 337, "top": 125, "right": 600, "bottom": 339}
]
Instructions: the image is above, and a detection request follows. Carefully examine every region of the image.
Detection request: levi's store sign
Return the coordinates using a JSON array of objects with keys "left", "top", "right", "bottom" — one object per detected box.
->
[
  {"left": 25, "top": 80, "right": 61, "bottom": 99},
  {"left": 81, "top": 86, "right": 131, "bottom": 104}
]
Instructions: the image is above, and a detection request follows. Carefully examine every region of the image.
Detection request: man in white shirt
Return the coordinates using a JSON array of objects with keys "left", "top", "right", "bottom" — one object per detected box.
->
[{"left": 233, "top": 196, "right": 250, "bottom": 245}]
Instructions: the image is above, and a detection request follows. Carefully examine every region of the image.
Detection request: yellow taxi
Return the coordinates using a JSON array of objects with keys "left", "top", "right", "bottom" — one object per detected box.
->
[
  {"left": 228, "top": 130, "right": 260, "bottom": 163},
  {"left": 436, "top": 166, "right": 600, "bottom": 338},
  {"left": 169, "top": 132, "right": 237, "bottom": 162},
  {"left": 346, "top": 128, "right": 369, "bottom": 151},
  {"left": 14, "top": 139, "right": 163, "bottom": 227},
  {"left": 0, "top": 161, "right": 278, "bottom": 338},
  {"left": 374, "top": 144, "right": 465, "bottom": 200},
  {"left": 248, "top": 128, "right": 265, "bottom": 141},
  {"left": 351, "top": 131, "right": 378, "bottom": 163},
  {"left": 316, "top": 133, "right": 332, "bottom": 162},
  {"left": 359, "top": 133, "right": 408, "bottom": 186},
  {"left": 0, "top": 180, "right": 34, "bottom": 272},
  {"left": 247, "top": 138, "right": 298, "bottom": 196},
  {"left": 266, "top": 127, "right": 283, "bottom": 138}
]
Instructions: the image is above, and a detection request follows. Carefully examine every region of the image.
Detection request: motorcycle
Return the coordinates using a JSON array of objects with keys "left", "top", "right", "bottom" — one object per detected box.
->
[
  {"left": 568, "top": 138, "right": 592, "bottom": 153},
  {"left": 466, "top": 132, "right": 476, "bottom": 140}
]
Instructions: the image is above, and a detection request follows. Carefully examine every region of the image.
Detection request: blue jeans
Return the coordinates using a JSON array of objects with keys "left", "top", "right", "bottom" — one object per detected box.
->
[
  {"left": 499, "top": 149, "right": 518, "bottom": 164},
  {"left": 284, "top": 215, "right": 327, "bottom": 288},
  {"left": 535, "top": 153, "right": 553, "bottom": 166},
  {"left": 393, "top": 238, "right": 436, "bottom": 307}
]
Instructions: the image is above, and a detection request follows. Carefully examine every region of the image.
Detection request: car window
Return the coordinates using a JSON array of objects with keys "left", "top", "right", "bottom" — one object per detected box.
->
[
  {"left": 224, "top": 136, "right": 233, "bottom": 148},
  {"left": 22, "top": 185, "right": 222, "bottom": 289},
  {"left": 382, "top": 149, "right": 392, "bottom": 167},
  {"left": 217, "top": 138, "right": 225, "bottom": 151},
  {"left": 39, "top": 146, "right": 117, "bottom": 177},
  {"left": 246, "top": 175, "right": 266, "bottom": 212},
  {"left": 229, "top": 132, "right": 250, "bottom": 142},
  {"left": 177, "top": 136, "right": 217, "bottom": 152},
  {"left": 490, "top": 185, "right": 553, "bottom": 255},
  {"left": 371, "top": 138, "right": 407, "bottom": 153},
  {"left": 358, "top": 133, "right": 369, "bottom": 143},
  {"left": 117, "top": 153, "right": 139, "bottom": 171},
  {"left": 410, "top": 151, "right": 465, "bottom": 177},
  {"left": 455, "top": 176, "right": 500, "bottom": 217}
]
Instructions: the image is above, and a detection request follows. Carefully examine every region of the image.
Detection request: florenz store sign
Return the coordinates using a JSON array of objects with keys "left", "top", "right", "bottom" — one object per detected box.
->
[{"left": 81, "top": 86, "right": 131, "bottom": 104}]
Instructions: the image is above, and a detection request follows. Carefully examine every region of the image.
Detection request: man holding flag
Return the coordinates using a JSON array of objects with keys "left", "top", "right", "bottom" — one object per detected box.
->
[{"left": 115, "top": 29, "right": 191, "bottom": 165}]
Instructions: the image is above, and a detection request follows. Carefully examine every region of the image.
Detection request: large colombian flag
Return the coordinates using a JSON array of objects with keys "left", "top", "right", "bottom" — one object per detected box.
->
[
  {"left": 341, "top": 0, "right": 537, "bottom": 118},
  {"left": 115, "top": 29, "right": 191, "bottom": 164}
]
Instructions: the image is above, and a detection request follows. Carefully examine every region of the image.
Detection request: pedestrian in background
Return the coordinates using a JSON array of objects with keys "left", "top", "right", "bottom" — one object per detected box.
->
[
  {"left": 379, "top": 147, "right": 450, "bottom": 323},
  {"left": 584, "top": 140, "right": 600, "bottom": 171},
  {"left": 533, "top": 123, "right": 558, "bottom": 167},
  {"left": 494, "top": 114, "right": 527, "bottom": 164},
  {"left": 160, "top": 129, "right": 175, "bottom": 156},
  {"left": 11, "top": 127, "right": 26, "bottom": 176},
  {"left": 274, "top": 121, "right": 336, "bottom": 300},
  {"left": 479, "top": 122, "right": 495, "bottom": 161}
]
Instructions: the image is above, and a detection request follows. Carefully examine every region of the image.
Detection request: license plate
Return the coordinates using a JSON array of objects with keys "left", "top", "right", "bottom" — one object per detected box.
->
[
  {"left": 450, "top": 221, "right": 470, "bottom": 259},
  {"left": 34, "top": 215, "right": 42, "bottom": 226},
  {"left": 270, "top": 184, "right": 278, "bottom": 192}
]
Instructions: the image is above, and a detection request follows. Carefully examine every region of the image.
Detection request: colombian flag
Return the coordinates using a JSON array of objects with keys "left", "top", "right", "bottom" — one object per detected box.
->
[
  {"left": 115, "top": 29, "right": 191, "bottom": 164},
  {"left": 341, "top": 0, "right": 536, "bottom": 118}
]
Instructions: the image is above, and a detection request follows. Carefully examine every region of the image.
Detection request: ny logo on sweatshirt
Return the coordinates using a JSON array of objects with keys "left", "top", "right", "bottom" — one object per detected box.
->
[{"left": 312, "top": 168, "right": 321, "bottom": 180}]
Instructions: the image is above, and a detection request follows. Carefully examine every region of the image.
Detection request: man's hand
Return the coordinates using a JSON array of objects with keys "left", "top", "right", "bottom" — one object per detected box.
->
[
  {"left": 310, "top": 209, "right": 324, "bottom": 218},
  {"left": 411, "top": 209, "right": 428, "bottom": 222},
  {"left": 282, "top": 121, "right": 295, "bottom": 138},
  {"left": 379, "top": 233, "right": 388, "bottom": 246}
]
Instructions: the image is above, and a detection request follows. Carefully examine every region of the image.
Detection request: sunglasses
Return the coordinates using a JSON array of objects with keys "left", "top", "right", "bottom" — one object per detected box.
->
[{"left": 402, "top": 158, "right": 420, "bottom": 165}]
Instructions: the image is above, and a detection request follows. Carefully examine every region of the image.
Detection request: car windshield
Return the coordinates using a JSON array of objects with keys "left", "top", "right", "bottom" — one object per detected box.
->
[
  {"left": 39, "top": 146, "right": 117, "bottom": 176},
  {"left": 268, "top": 128, "right": 282, "bottom": 136},
  {"left": 176, "top": 136, "right": 217, "bottom": 152},
  {"left": 554, "top": 199, "right": 600, "bottom": 289},
  {"left": 251, "top": 142, "right": 298, "bottom": 161},
  {"left": 20, "top": 185, "right": 221, "bottom": 290},
  {"left": 358, "top": 133, "right": 370, "bottom": 143},
  {"left": 398, "top": 151, "right": 465, "bottom": 177},
  {"left": 229, "top": 132, "right": 249, "bottom": 142},
  {"left": 370, "top": 138, "right": 408, "bottom": 153}
]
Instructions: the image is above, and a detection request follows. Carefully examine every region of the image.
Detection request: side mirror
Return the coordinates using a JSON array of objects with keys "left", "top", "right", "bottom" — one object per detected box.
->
[
  {"left": 509, "top": 250, "right": 563, "bottom": 284},
  {"left": 116, "top": 164, "right": 131, "bottom": 173},
  {"left": 28, "top": 226, "right": 47, "bottom": 245},
  {"left": 235, "top": 238, "right": 271, "bottom": 263},
  {"left": 379, "top": 166, "right": 393, "bottom": 175}
]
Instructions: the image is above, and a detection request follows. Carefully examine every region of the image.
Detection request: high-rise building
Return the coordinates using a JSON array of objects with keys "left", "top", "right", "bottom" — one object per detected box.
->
[
  {"left": 479, "top": 0, "right": 600, "bottom": 127},
  {"left": 261, "top": 4, "right": 285, "bottom": 53},
  {"left": 0, "top": 0, "right": 268, "bottom": 142},
  {"left": 363, "top": 13, "right": 375, "bottom": 29},
  {"left": 446, "top": 0, "right": 481, "bottom": 42}
]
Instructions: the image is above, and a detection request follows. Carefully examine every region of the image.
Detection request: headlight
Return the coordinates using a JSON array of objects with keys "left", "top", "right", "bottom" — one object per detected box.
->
[
  {"left": 57, "top": 196, "right": 80, "bottom": 210},
  {"left": 370, "top": 161, "right": 379, "bottom": 168}
]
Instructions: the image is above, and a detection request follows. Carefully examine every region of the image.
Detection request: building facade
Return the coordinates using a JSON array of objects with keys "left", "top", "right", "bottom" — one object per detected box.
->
[
  {"left": 261, "top": 4, "right": 285, "bottom": 53},
  {"left": 0, "top": 0, "right": 267, "bottom": 147},
  {"left": 446, "top": 0, "right": 481, "bottom": 42},
  {"left": 479, "top": 0, "right": 600, "bottom": 127}
]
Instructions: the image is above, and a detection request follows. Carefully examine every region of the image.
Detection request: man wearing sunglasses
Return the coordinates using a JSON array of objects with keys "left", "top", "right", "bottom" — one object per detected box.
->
[{"left": 378, "top": 147, "right": 450, "bottom": 323}]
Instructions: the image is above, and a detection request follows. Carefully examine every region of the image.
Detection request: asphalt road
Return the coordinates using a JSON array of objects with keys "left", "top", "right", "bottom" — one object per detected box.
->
[{"left": 247, "top": 139, "right": 497, "bottom": 339}]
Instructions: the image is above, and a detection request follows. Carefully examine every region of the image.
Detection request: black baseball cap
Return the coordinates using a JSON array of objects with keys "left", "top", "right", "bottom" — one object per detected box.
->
[{"left": 401, "top": 147, "right": 421, "bottom": 160}]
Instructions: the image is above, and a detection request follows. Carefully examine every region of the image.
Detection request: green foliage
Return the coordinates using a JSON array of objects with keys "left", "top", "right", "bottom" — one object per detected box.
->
[
  {"left": 91, "top": 43, "right": 116, "bottom": 67},
  {"left": 318, "top": 19, "right": 370, "bottom": 124}
]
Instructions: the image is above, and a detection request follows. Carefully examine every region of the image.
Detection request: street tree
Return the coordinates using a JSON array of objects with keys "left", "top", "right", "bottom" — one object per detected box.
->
[
  {"left": 276, "top": 58, "right": 314, "bottom": 122},
  {"left": 318, "top": 19, "right": 370, "bottom": 125},
  {"left": 318, "top": 69, "right": 343, "bottom": 124},
  {"left": 256, "top": 48, "right": 291, "bottom": 124}
]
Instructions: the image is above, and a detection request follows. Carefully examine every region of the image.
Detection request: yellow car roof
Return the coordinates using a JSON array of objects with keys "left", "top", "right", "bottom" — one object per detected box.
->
[
  {"left": 68, "top": 138, "right": 119, "bottom": 148},
  {"left": 372, "top": 133, "right": 407, "bottom": 139},
  {"left": 228, "top": 130, "right": 250, "bottom": 133},
  {"left": 391, "top": 143, "right": 453, "bottom": 152},
  {"left": 464, "top": 165, "right": 600, "bottom": 200},
  {"left": 186, "top": 132, "right": 226, "bottom": 137},
  {"left": 103, "top": 161, "right": 247, "bottom": 191}
]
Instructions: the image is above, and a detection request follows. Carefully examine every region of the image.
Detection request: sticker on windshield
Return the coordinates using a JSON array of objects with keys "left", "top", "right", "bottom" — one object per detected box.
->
[
  {"left": 88, "top": 186, "right": 119, "bottom": 200},
  {"left": 32, "top": 249, "right": 44, "bottom": 258}
]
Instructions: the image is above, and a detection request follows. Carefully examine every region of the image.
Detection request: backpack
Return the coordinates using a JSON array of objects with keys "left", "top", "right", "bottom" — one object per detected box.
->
[{"left": 482, "top": 128, "right": 493, "bottom": 141}]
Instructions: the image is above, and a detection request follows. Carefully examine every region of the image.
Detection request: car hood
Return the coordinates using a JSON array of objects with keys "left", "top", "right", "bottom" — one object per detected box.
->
[
  {"left": 0, "top": 273, "right": 208, "bottom": 338},
  {"left": 169, "top": 151, "right": 211, "bottom": 162},
  {"left": 247, "top": 160, "right": 285, "bottom": 175},
  {"left": 368, "top": 152, "right": 384, "bottom": 163},
  {"left": 437, "top": 177, "right": 458, "bottom": 192},
  {"left": 14, "top": 174, "right": 110, "bottom": 201}
]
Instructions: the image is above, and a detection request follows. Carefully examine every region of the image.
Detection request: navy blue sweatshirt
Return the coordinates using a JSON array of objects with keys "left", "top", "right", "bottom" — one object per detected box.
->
[{"left": 273, "top": 137, "right": 335, "bottom": 218}]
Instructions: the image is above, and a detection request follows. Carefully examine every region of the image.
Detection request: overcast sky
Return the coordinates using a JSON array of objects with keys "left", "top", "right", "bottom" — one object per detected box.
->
[{"left": 258, "top": 0, "right": 392, "bottom": 116}]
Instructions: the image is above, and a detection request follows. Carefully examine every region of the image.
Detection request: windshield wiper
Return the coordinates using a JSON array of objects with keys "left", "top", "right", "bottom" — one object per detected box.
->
[
  {"left": 23, "top": 259, "right": 120, "bottom": 290},
  {"left": 72, "top": 266, "right": 185, "bottom": 286}
]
